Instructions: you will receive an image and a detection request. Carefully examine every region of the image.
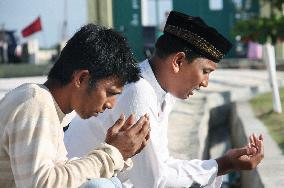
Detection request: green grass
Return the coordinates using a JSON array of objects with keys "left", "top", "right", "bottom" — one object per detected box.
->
[
  {"left": 0, "top": 63, "right": 52, "bottom": 78},
  {"left": 250, "top": 87, "right": 284, "bottom": 153}
]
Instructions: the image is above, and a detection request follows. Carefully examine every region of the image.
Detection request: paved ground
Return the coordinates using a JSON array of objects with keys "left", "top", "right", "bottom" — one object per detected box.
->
[{"left": 1, "top": 69, "right": 284, "bottom": 161}]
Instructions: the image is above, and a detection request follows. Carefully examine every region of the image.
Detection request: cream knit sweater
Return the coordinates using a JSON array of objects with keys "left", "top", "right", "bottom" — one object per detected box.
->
[{"left": 0, "top": 83, "right": 126, "bottom": 188}]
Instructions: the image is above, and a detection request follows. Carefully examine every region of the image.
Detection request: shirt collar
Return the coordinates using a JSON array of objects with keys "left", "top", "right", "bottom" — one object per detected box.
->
[
  {"left": 140, "top": 59, "right": 168, "bottom": 103},
  {"left": 41, "top": 84, "right": 66, "bottom": 124}
]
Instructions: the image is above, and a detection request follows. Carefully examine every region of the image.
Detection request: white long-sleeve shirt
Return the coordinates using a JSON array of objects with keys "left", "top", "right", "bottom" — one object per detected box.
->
[
  {"left": 0, "top": 83, "right": 127, "bottom": 188},
  {"left": 64, "top": 60, "right": 222, "bottom": 188}
]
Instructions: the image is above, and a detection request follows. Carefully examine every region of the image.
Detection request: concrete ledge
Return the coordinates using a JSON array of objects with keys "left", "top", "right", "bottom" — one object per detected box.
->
[
  {"left": 230, "top": 102, "right": 284, "bottom": 188},
  {"left": 198, "top": 85, "right": 278, "bottom": 159}
]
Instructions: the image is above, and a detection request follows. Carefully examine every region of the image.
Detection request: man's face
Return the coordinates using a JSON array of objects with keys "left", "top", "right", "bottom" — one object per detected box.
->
[
  {"left": 171, "top": 57, "right": 216, "bottom": 99},
  {"left": 72, "top": 74, "right": 123, "bottom": 119}
]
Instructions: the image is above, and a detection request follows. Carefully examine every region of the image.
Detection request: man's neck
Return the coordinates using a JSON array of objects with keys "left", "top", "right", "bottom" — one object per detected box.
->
[
  {"left": 44, "top": 79, "right": 72, "bottom": 114},
  {"left": 149, "top": 57, "right": 168, "bottom": 92}
]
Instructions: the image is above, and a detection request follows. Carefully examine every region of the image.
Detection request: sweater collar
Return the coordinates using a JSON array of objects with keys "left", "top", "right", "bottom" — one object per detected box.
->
[{"left": 41, "top": 84, "right": 66, "bottom": 124}]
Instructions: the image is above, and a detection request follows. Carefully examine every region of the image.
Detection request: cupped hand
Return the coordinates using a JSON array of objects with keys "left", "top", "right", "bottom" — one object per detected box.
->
[
  {"left": 105, "top": 113, "right": 150, "bottom": 160},
  {"left": 216, "top": 134, "right": 264, "bottom": 175}
]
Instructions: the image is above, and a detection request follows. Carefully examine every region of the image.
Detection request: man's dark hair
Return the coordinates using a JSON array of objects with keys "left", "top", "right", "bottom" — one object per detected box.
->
[
  {"left": 154, "top": 34, "right": 204, "bottom": 62},
  {"left": 48, "top": 24, "right": 140, "bottom": 88}
]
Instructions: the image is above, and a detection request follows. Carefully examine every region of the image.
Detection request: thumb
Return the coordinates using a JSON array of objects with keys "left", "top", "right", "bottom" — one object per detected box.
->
[{"left": 109, "top": 113, "right": 126, "bottom": 133}]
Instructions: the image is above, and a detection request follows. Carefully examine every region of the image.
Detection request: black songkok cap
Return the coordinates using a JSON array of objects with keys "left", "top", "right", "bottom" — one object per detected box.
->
[{"left": 164, "top": 11, "right": 232, "bottom": 62}]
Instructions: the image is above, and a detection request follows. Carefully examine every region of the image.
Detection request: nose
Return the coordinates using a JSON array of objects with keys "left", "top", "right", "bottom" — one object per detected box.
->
[
  {"left": 200, "top": 79, "right": 208, "bottom": 88},
  {"left": 104, "top": 97, "right": 116, "bottom": 110}
]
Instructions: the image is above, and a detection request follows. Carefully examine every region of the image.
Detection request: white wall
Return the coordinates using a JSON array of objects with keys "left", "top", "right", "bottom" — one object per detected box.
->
[{"left": 141, "top": 0, "right": 172, "bottom": 26}]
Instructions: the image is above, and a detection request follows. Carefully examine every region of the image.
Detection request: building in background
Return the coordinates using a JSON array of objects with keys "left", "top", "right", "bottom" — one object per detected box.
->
[
  {"left": 87, "top": 0, "right": 284, "bottom": 60},
  {"left": 173, "top": 0, "right": 259, "bottom": 58},
  {"left": 87, "top": 0, "right": 143, "bottom": 60},
  {"left": 87, "top": 0, "right": 172, "bottom": 61}
]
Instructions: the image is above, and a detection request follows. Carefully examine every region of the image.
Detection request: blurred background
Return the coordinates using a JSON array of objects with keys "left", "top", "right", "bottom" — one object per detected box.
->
[{"left": 1, "top": 0, "right": 284, "bottom": 66}]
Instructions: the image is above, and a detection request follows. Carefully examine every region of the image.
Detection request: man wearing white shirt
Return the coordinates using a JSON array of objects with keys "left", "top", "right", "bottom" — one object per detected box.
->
[{"left": 64, "top": 11, "right": 264, "bottom": 187}]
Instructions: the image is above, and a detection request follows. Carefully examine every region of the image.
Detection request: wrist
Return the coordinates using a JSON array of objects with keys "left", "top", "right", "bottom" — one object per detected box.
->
[
  {"left": 216, "top": 155, "right": 233, "bottom": 176},
  {"left": 96, "top": 143, "right": 125, "bottom": 171}
]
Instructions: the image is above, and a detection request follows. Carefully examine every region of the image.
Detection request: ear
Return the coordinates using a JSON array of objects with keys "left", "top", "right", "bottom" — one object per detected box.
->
[
  {"left": 171, "top": 52, "right": 186, "bottom": 73},
  {"left": 72, "top": 70, "right": 90, "bottom": 88}
]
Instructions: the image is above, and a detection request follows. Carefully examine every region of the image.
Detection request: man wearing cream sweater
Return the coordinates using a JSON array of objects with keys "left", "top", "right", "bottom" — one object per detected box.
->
[{"left": 0, "top": 24, "right": 150, "bottom": 188}]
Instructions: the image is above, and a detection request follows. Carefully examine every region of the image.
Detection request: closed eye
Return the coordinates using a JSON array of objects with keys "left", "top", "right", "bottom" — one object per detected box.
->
[
  {"left": 203, "top": 70, "right": 210, "bottom": 74},
  {"left": 107, "top": 91, "right": 121, "bottom": 97},
  {"left": 203, "top": 68, "right": 214, "bottom": 74}
]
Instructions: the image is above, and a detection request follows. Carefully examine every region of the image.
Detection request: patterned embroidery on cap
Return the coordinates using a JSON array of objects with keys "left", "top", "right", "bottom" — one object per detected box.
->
[{"left": 164, "top": 24, "right": 224, "bottom": 60}]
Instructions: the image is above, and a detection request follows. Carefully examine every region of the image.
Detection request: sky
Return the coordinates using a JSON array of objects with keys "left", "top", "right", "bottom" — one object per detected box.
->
[
  {"left": 0, "top": 0, "right": 173, "bottom": 48},
  {"left": 0, "top": 0, "right": 87, "bottom": 48}
]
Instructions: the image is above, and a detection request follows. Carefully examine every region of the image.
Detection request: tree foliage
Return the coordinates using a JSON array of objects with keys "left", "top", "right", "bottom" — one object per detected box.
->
[
  {"left": 262, "top": 0, "right": 284, "bottom": 12},
  {"left": 232, "top": 0, "right": 284, "bottom": 45}
]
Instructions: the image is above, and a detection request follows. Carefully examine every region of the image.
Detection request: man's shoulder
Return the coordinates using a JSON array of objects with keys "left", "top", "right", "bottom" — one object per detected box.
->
[
  {"left": 1, "top": 83, "right": 52, "bottom": 111},
  {"left": 118, "top": 77, "right": 158, "bottom": 105},
  {"left": 4, "top": 83, "right": 37, "bottom": 101},
  {"left": 20, "top": 84, "right": 51, "bottom": 102},
  {"left": 124, "top": 77, "right": 155, "bottom": 96},
  {"left": 0, "top": 83, "right": 54, "bottom": 126}
]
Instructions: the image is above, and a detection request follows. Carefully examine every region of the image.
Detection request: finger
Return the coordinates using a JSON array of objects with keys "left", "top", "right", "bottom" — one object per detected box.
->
[
  {"left": 145, "top": 113, "right": 150, "bottom": 120},
  {"left": 248, "top": 145, "right": 258, "bottom": 156},
  {"left": 249, "top": 146, "right": 257, "bottom": 155},
  {"left": 109, "top": 113, "right": 126, "bottom": 133},
  {"left": 260, "top": 143, "right": 264, "bottom": 158},
  {"left": 134, "top": 139, "right": 148, "bottom": 155},
  {"left": 145, "top": 131, "right": 150, "bottom": 140},
  {"left": 259, "top": 134, "right": 264, "bottom": 141},
  {"left": 250, "top": 139, "right": 264, "bottom": 159},
  {"left": 258, "top": 136, "right": 264, "bottom": 154},
  {"left": 249, "top": 135, "right": 254, "bottom": 145},
  {"left": 128, "top": 114, "right": 148, "bottom": 133},
  {"left": 247, "top": 146, "right": 257, "bottom": 156},
  {"left": 139, "top": 119, "right": 150, "bottom": 137},
  {"left": 247, "top": 142, "right": 255, "bottom": 151},
  {"left": 250, "top": 134, "right": 256, "bottom": 146},
  {"left": 254, "top": 136, "right": 261, "bottom": 151},
  {"left": 121, "top": 113, "right": 136, "bottom": 131},
  {"left": 250, "top": 144, "right": 264, "bottom": 162},
  {"left": 237, "top": 146, "right": 255, "bottom": 157},
  {"left": 254, "top": 134, "right": 264, "bottom": 152},
  {"left": 247, "top": 134, "right": 258, "bottom": 150},
  {"left": 253, "top": 133, "right": 258, "bottom": 146}
]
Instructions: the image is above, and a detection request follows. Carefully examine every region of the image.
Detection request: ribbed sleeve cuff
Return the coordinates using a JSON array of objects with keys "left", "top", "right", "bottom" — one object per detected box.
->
[{"left": 97, "top": 143, "right": 133, "bottom": 173}]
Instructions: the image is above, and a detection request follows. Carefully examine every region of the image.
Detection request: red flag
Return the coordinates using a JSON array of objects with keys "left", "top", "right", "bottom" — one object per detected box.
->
[{"left": 21, "top": 17, "right": 42, "bottom": 37}]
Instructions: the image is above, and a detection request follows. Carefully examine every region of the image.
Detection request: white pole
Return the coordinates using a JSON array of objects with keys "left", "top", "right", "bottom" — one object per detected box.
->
[
  {"left": 62, "top": 0, "right": 68, "bottom": 41},
  {"left": 263, "top": 43, "right": 282, "bottom": 113},
  {"left": 155, "top": 0, "right": 160, "bottom": 28}
]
